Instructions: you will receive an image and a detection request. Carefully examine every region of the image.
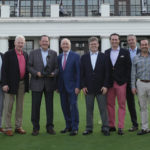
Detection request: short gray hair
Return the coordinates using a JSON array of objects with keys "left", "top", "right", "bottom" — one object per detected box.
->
[
  {"left": 127, "top": 34, "right": 137, "bottom": 41},
  {"left": 15, "top": 35, "right": 26, "bottom": 43},
  {"left": 88, "top": 37, "right": 99, "bottom": 44}
]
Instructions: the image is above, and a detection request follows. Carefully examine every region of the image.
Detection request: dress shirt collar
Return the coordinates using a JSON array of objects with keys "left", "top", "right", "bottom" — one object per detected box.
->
[
  {"left": 90, "top": 51, "right": 99, "bottom": 55},
  {"left": 111, "top": 46, "right": 120, "bottom": 52},
  {"left": 15, "top": 49, "right": 23, "bottom": 55},
  {"left": 63, "top": 50, "right": 70, "bottom": 56},
  {"left": 40, "top": 47, "right": 49, "bottom": 52},
  {"left": 129, "top": 47, "right": 137, "bottom": 52}
]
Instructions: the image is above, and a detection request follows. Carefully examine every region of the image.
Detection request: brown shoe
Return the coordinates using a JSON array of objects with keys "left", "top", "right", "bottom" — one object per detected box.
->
[
  {"left": 32, "top": 130, "right": 39, "bottom": 136},
  {"left": 15, "top": 128, "right": 26, "bottom": 134},
  {"left": 0, "top": 128, "right": 4, "bottom": 133},
  {"left": 4, "top": 130, "right": 13, "bottom": 136}
]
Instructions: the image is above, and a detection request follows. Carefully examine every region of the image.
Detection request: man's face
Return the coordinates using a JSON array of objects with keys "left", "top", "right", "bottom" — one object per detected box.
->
[
  {"left": 61, "top": 40, "right": 71, "bottom": 52},
  {"left": 110, "top": 35, "right": 120, "bottom": 48},
  {"left": 127, "top": 36, "right": 136, "bottom": 48},
  {"left": 89, "top": 41, "right": 99, "bottom": 53},
  {"left": 14, "top": 38, "right": 25, "bottom": 51},
  {"left": 40, "top": 36, "right": 50, "bottom": 50},
  {"left": 140, "top": 40, "right": 149, "bottom": 53}
]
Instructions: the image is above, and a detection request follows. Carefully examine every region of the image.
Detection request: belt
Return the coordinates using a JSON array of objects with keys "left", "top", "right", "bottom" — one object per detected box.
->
[{"left": 140, "top": 80, "right": 150, "bottom": 83}]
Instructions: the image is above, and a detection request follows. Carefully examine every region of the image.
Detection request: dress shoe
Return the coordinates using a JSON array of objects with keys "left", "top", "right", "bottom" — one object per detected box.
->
[
  {"left": 47, "top": 128, "right": 56, "bottom": 135},
  {"left": 15, "top": 128, "right": 26, "bottom": 134},
  {"left": 128, "top": 126, "right": 138, "bottom": 132},
  {"left": 60, "top": 128, "right": 72, "bottom": 133},
  {"left": 70, "top": 130, "right": 78, "bottom": 136},
  {"left": 32, "top": 130, "right": 39, "bottom": 136},
  {"left": 118, "top": 128, "right": 124, "bottom": 135},
  {"left": 102, "top": 130, "right": 110, "bottom": 136},
  {"left": 4, "top": 130, "right": 13, "bottom": 136},
  {"left": 82, "top": 130, "right": 93, "bottom": 135},
  {"left": 0, "top": 128, "right": 4, "bottom": 133},
  {"left": 137, "top": 129, "right": 150, "bottom": 135},
  {"left": 109, "top": 127, "right": 116, "bottom": 132}
]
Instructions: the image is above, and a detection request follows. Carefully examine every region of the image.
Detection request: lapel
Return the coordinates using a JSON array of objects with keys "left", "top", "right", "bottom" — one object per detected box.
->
[
  {"left": 59, "top": 53, "right": 63, "bottom": 71},
  {"left": 94, "top": 52, "right": 101, "bottom": 71},
  {"left": 64, "top": 50, "right": 72, "bottom": 71},
  {"left": 114, "top": 49, "right": 122, "bottom": 67},
  {"left": 12, "top": 49, "right": 20, "bottom": 71},
  {"left": 37, "top": 49, "right": 44, "bottom": 67},
  {"left": 107, "top": 49, "right": 113, "bottom": 67},
  {"left": 87, "top": 52, "right": 94, "bottom": 71}
]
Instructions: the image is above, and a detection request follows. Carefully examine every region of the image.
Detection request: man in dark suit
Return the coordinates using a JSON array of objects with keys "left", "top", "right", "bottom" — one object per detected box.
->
[
  {"left": 81, "top": 37, "right": 110, "bottom": 136},
  {"left": 58, "top": 38, "right": 80, "bottom": 136},
  {"left": 126, "top": 34, "right": 140, "bottom": 132},
  {"left": 2, "top": 35, "right": 29, "bottom": 136},
  {"left": 28, "top": 35, "right": 58, "bottom": 136},
  {"left": 105, "top": 33, "right": 131, "bottom": 135},
  {"left": 0, "top": 52, "right": 4, "bottom": 133}
]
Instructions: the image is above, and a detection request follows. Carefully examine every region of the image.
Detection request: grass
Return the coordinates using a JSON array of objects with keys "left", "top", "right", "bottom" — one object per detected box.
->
[{"left": 0, "top": 92, "right": 150, "bottom": 150}]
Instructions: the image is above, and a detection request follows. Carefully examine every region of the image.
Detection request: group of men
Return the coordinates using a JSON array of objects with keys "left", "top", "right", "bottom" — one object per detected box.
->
[{"left": 0, "top": 33, "right": 150, "bottom": 137}]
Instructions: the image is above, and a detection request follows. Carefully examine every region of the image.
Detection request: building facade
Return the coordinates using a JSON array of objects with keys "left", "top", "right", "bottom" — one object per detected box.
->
[{"left": 0, "top": 0, "right": 150, "bottom": 54}]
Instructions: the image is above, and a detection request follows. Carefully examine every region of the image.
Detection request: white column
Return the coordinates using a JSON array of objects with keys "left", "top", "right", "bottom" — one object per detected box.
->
[
  {"left": 101, "top": 36, "right": 110, "bottom": 53},
  {"left": 50, "top": 36, "right": 59, "bottom": 55},
  {"left": 100, "top": 4, "right": 110, "bottom": 17},
  {"left": 0, "top": 36, "right": 9, "bottom": 53},
  {"left": 51, "top": 4, "right": 59, "bottom": 17},
  {"left": 1, "top": 5, "right": 10, "bottom": 18}
]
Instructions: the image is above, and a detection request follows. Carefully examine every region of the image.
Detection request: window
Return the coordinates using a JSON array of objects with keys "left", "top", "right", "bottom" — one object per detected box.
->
[{"left": 23, "top": 40, "right": 34, "bottom": 54}]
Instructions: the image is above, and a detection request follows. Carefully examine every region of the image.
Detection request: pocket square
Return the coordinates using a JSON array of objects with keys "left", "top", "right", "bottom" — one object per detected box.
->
[{"left": 120, "top": 55, "right": 124, "bottom": 58}]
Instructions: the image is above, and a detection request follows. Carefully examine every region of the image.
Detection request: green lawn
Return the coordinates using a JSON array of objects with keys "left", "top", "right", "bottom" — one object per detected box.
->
[{"left": 0, "top": 92, "right": 150, "bottom": 150}]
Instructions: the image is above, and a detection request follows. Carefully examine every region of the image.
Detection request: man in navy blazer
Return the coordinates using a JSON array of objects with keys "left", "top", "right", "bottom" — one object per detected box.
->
[
  {"left": 81, "top": 37, "right": 110, "bottom": 136},
  {"left": 105, "top": 33, "right": 131, "bottom": 135},
  {"left": 126, "top": 34, "right": 140, "bottom": 132},
  {"left": 58, "top": 38, "right": 80, "bottom": 136}
]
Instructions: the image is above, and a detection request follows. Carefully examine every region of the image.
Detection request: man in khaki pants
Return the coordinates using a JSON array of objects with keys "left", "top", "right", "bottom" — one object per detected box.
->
[
  {"left": 2, "top": 35, "right": 29, "bottom": 136},
  {"left": 131, "top": 39, "right": 150, "bottom": 135}
]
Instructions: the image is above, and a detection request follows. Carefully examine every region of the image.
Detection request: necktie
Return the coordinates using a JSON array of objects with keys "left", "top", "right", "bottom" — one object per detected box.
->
[{"left": 62, "top": 53, "right": 67, "bottom": 70}]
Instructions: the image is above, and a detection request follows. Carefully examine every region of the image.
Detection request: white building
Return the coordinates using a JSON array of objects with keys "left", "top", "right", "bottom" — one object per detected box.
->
[{"left": 0, "top": 0, "right": 150, "bottom": 54}]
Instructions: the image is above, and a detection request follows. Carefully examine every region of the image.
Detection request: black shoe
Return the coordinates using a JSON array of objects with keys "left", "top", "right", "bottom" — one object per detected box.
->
[
  {"left": 102, "top": 130, "right": 110, "bottom": 136},
  {"left": 82, "top": 130, "right": 93, "bottom": 135},
  {"left": 60, "top": 128, "right": 72, "bottom": 134},
  {"left": 118, "top": 128, "right": 124, "bottom": 135},
  {"left": 109, "top": 127, "right": 116, "bottom": 132},
  {"left": 70, "top": 130, "right": 78, "bottom": 136},
  {"left": 47, "top": 128, "right": 56, "bottom": 135},
  {"left": 137, "top": 129, "right": 150, "bottom": 135},
  {"left": 128, "top": 126, "right": 138, "bottom": 132},
  {"left": 32, "top": 130, "right": 39, "bottom": 136}
]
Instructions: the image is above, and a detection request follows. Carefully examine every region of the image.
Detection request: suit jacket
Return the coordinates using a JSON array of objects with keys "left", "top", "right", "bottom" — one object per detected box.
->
[
  {"left": 1, "top": 49, "right": 29, "bottom": 94},
  {"left": 80, "top": 52, "right": 109, "bottom": 94},
  {"left": 105, "top": 48, "right": 131, "bottom": 87},
  {"left": 0, "top": 52, "right": 3, "bottom": 83},
  {"left": 58, "top": 50, "right": 80, "bottom": 93},
  {"left": 127, "top": 48, "right": 140, "bottom": 85},
  {"left": 28, "top": 49, "right": 58, "bottom": 92}
]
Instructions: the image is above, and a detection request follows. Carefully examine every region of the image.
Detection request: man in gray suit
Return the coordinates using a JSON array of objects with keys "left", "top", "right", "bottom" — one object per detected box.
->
[{"left": 28, "top": 35, "right": 58, "bottom": 136}]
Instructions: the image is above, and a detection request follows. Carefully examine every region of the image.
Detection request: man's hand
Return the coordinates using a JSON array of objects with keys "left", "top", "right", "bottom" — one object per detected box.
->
[
  {"left": 82, "top": 87, "right": 88, "bottom": 95},
  {"left": 2, "top": 85, "right": 9, "bottom": 92},
  {"left": 132, "top": 88, "right": 137, "bottom": 95},
  {"left": 37, "top": 72, "right": 42, "bottom": 78},
  {"left": 101, "top": 87, "right": 108, "bottom": 95},
  {"left": 75, "top": 88, "right": 80, "bottom": 95}
]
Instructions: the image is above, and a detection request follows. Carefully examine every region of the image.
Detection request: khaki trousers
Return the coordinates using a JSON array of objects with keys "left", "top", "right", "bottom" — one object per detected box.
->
[
  {"left": 137, "top": 79, "right": 150, "bottom": 130},
  {"left": 3, "top": 81, "right": 25, "bottom": 130}
]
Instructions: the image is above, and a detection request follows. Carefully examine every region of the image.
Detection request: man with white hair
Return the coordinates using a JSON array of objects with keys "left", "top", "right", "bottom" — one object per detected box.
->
[
  {"left": 58, "top": 38, "right": 80, "bottom": 136},
  {"left": 2, "top": 35, "right": 29, "bottom": 136}
]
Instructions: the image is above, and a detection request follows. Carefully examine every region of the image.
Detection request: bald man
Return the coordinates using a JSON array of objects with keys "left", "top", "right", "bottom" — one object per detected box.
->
[{"left": 57, "top": 38, "right": 80, "bottom": 136}]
